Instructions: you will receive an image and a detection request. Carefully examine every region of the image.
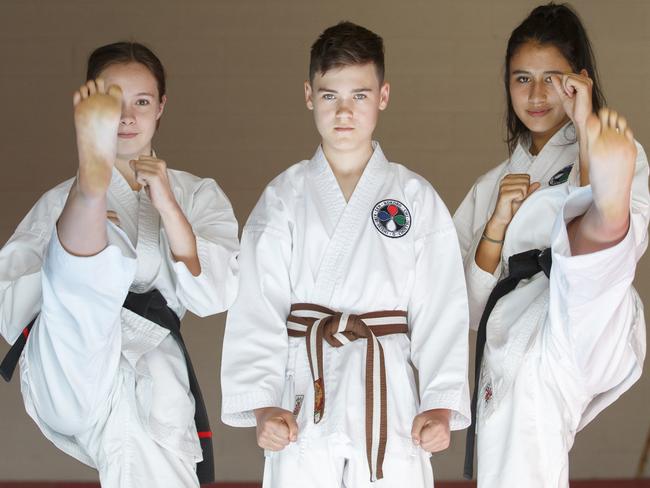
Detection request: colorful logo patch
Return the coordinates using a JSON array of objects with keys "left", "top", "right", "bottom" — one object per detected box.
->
[
  {"left": 549, "top": 163, "right": 574, "bottom": 186},
  {"left": 372, "top": 199, "right": 411, "bottom": 238}
]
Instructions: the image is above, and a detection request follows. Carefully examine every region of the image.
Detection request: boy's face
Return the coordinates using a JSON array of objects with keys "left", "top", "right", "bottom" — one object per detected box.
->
[{"left": 304, "top": 63, "right": 389, "bottom": 154}]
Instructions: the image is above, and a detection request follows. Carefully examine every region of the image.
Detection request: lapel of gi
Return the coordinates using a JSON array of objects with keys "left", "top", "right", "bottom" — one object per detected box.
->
[
  {"left": 527, "top": 122, "right": 579, "bottom": 186},
  {"left": 107, "top": 169, "right": 139, "bottom": 244},
  {"left": 310, "top": 142, "right": 389, "bottom": 306}
]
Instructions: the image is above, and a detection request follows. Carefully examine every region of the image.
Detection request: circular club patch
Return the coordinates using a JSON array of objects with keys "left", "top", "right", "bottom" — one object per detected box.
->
[{"left": 371, "top": 199, "right": 411, "bottom": 238}]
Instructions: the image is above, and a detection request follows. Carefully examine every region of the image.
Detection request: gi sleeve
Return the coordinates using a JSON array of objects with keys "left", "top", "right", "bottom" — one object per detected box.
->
[
  {"left": 549, "top": 142, "right": 649, "bottom": 398},
  {"left": 0, "top": 183, "right": 72, "bottom": 345},
  {"left": 410, "top": 188, "right": 471, "bottom": 430},
  {"left": 220, "top": 184, "right": 292, "bottom": 427},
  {"left": 453, "top": 183, "right": 501, "bottom": 331},
  {"left": 164, "top": 178, "right": 240, "bottom": 317}
]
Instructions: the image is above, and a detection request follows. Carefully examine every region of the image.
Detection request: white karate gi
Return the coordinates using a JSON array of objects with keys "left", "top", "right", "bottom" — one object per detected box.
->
[
  {"left": 453, "top": 123, "right": 649, "bottom": 488},
  {"left": 221, "top": 142, "right": 471, "bottom": 487},
  {"left": 0, "top": 167, "right": 239, "bottom": 487}
]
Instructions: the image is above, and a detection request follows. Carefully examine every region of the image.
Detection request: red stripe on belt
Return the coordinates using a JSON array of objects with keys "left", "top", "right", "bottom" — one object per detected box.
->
[{"left": 198, "top": 431, "right": 212, "bottom": 439}]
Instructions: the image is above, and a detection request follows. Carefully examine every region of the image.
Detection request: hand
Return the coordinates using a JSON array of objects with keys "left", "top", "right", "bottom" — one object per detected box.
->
[
  {"left": 551, "top": 70, "right": 593, "bottom": 134},
  {"left": 129, "top": 156, "right": 176, "bottom": 213},
  {"left": 488, "top": 173, "right": 540, "bottom": 234},
  {"left": 253, "top": 407, "right": 298, "bottom": 451},
  {"left": 411, "top": 408, "right": 451, "bottom": 453}
]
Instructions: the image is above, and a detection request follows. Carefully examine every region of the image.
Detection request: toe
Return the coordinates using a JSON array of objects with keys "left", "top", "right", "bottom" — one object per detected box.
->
[
  {"left": 107, "top": 84, "right": 122, "bottom": 100},
  {"left": 599, "top": 108, "right": 609, "bottom": 129},
  {"left": 86, "top": 80, "right": 97, "bottom": 96},
  {"left": 607, "top": 109, "right": 619, "bottom": 130},
  {"left": 95, "top": 78, "right": 106, "bottom": 94}
]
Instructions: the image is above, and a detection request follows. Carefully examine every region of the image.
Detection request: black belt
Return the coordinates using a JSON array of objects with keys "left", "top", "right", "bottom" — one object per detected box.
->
[
  {"left": 463, "top": 248, "right": 552, "bottom": 480},
  {"left": 1, "top": 289, "right": 214, "bottom": 484}
]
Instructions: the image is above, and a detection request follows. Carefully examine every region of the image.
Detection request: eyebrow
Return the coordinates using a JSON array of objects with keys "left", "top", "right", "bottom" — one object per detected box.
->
[
  {"left": 511, "top": 69, "right": 565, "bottom": 76},
  {"left": 134, "top": 92, "right": 156, "bottom": 97},
  {"left": 317, "top": 88, "right": 373, "bottom": 93}
]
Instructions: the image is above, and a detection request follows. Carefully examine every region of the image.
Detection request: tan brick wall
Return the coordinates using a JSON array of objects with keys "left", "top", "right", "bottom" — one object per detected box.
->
[{"left": 0, "top": 0, "right": 648, "bottom": 481}]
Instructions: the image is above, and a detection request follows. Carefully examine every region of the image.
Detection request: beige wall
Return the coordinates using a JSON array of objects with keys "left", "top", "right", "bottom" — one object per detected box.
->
[{"left": 0, "top": 0, "right": 648, "bottom": 481}]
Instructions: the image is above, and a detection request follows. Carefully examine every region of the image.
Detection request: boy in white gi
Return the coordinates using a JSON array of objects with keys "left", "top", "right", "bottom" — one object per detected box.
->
[
  {"left": 0, "top": 43, "right": 239, "bottom": 487},
  {"left": 221, "top": 21, "right": 470, "bottom": 487},
  {"left": 454, "top": 4, "right": 649, "bottom": 487}
]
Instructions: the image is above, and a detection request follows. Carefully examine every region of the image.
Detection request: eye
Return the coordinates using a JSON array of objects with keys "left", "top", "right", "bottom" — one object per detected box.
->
[
  {"left": 135, "top": 99, "right": 150, "bottom": 106},
  {"left": 353, "top": 93, "right": 367, "bottom": 100},
  {"left": 516, "top": 76, "right": 530, "bottom": 84},
  {"left": 322, "top": 93, "right": 336, "bottom": 101},
  {"left": 544, "top": 76, "right": 553, "bottom": 84}
]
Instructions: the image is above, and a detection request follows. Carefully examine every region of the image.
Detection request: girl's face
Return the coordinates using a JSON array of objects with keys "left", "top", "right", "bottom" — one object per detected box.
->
[
  {"left": 509, "top": 42, "right": 573, "bottom": 146},
  {"left": 98, "top": 62, "right": 166, "bottom": 160}
]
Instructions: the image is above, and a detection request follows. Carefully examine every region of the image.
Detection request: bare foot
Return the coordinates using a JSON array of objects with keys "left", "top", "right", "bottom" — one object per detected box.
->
[
  {"left": 73, "top": 79, "right": 122, "bottom": 199},
  {"left": 585, "top": 108, "right": 637, "bottom": 221}
]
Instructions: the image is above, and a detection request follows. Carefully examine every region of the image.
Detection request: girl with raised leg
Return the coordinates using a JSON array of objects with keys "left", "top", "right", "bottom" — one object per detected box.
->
[
  {"left": 454, "top": 4, "right": 649, "bottom": 487},
  {"left": 0, "top": 42, "right": 239, "bottom": 487}
]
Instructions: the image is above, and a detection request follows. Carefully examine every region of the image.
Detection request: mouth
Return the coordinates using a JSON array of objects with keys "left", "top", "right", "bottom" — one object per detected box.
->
[
  {"left": 118, "top": 133, "right": 139, "bottom": 139},
  {"left": 526, "top": 109, "right": 551, "bottom": 117},
  {"left": 334, "top": 127, "right": 354, "bottom": 132}
]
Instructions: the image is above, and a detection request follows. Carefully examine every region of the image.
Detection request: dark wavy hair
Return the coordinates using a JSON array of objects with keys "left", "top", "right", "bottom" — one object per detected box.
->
[
  {"left": 309, "top": 21, "right": 384, "bottom": 84},
  {"left": 504, "top": 3, "right": 605, "bottom": 154},
  {"left": 86, "top": 42, "right": 166, "bottom": 102}
]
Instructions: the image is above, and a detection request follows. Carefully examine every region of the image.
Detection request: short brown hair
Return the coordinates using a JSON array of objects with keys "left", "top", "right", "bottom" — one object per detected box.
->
[
  {"left": 86, "top": 42, "right": 166, "bottom": 102},
  {"left": 309, "top": 21, "right": 384, "bottom": 83}
]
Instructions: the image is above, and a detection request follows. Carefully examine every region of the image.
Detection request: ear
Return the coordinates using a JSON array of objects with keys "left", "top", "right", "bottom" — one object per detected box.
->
[
  {"left": 379, "top": 81, "right": 390, "bottom": 111},
  {"left": 304, "top": 80, "right": 314, "bottom": 110},
  {"left": 156, "top": 94, "right": 167, "bottom": 120}
]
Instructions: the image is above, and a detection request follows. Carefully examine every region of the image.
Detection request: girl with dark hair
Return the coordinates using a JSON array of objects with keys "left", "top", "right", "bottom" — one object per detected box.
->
[
  {"left": 454, "top": 3, "right": 649, "bottom": 487},
  {"left": 0, "top": 42, "right": 239, "bottom": 487}
]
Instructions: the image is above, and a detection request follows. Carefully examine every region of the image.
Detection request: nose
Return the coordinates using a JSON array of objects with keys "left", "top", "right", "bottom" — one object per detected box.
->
[
  {"left": 120, "top": 103, "right": 135, "bottom": 126},
  {"left": 336, "top": 98, "right": 353, "bottom": 118},
  {"left": 528, "top": 80, "right": 547, "bottom": 105}
]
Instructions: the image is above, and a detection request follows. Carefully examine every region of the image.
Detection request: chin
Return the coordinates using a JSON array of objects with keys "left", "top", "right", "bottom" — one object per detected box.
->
[{"left": 117, "top": 142, "right": 149, "bottom": 159}]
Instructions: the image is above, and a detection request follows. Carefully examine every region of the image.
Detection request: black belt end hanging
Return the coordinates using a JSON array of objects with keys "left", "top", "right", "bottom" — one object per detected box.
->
[
  {"left": 462, "top": 247, "right": 552, "bottom": 480},
  {"left": 1, "top": 320, "right": 36, "bottom": 383}
]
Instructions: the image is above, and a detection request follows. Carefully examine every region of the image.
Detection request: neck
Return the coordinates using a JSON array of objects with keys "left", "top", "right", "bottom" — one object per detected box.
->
[
  {"left": 115, "top": 145, "right": 152, "bottom": 191},
  {"left": 322, "top": 141, "right": 375, "bottom": 202},
  {"left": 322, "top": 141, "right": 374, "bottom": 178},
  {"left": 529, "top": 118, "right": 570, "bottom": 156}
]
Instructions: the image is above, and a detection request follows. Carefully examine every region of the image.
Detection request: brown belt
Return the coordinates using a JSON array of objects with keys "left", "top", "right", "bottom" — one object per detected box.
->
[{"left": 287, "top": 303, "right": 409, "bottom": 482}]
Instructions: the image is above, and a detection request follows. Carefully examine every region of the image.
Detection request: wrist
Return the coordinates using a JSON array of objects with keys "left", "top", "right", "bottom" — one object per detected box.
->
[
  {"left": 484, "top": 219, "right": 507, "bottom": 241},
  {"left": 156, "top": 198, "right": 183, "bottom": 221}
]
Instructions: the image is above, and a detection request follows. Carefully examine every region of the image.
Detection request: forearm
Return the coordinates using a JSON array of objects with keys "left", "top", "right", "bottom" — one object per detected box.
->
[
  {"left": 159, "top": 202, "right": 201, "bottom": 276},
  {"left": 578, "top": 129, "right": 590, "bottom": 187},
  {"left": 56, "top": 181, "right": 107, "bottom": 256},
  {"left": 475, "top": 220, "right": 506, "bottom": 274}
]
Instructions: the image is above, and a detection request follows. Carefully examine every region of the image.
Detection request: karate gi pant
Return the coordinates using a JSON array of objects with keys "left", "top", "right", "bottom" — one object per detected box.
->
[
  {"left": 20, "top": 231, "right": 200, "bottom": 488},
  {"left": 262, "top": 434, "right": 434, "bottom": 488}
]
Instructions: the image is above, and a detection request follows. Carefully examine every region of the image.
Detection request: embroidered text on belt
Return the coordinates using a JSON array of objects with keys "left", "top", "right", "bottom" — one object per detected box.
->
[{"left": 287, "top": 303, "right": 409, "bottom": 482}]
